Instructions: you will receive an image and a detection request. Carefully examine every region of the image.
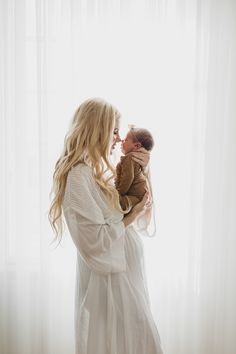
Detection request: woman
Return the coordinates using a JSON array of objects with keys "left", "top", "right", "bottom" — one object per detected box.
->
[{"left": 48, "top": 98, "right": 164, "bottom": 354}]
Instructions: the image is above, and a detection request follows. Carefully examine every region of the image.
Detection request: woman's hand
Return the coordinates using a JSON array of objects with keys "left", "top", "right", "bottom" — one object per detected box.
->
[
  {"left": 122, "top": 191, "right": 152, "bottom": 227},
  {"left": 132, "top": 191, "right": 151, "bottom": 215},
  {"left": 129, "top": 147, "right": 150, "bottom": 168}
]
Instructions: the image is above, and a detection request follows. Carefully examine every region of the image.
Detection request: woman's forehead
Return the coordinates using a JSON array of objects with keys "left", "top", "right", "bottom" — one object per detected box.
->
[{"left": 115, "top": 116, "right": 120, "bottom": 129}]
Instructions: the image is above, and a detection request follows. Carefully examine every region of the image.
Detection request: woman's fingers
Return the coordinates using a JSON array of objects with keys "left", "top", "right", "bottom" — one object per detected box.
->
[
  {"left": 132, "top": 156, "right": 142, "bottom": 164},
  {"left": 145, "top": 201, "right": 153, "bottom": 209},
  {"left": 131, "top": 190, "right": 153, "bottom": 218},
  {"left": 142, "top": 191, "right": 149, "bottom": 202},
  {"left": 131, "top": 153, "right": 143, "bottom": 164},
  {"left": 130, "top": 149, "right": 150, "bottom": 167},
  {"left": 136, "top": 147, "right": 149, "bottom": 154},
  {"left": 141, "top": 192, "right": 151, "bottom": 208}
]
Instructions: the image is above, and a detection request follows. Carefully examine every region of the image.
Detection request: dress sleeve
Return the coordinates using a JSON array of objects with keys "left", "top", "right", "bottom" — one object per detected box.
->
[{"left": 63, "top": 167, "right": 126, "bottom": 275}]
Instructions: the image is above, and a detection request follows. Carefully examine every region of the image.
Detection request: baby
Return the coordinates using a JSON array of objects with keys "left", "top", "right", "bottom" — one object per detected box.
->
[{"left": 115, "top": 127, "right": 154, "bottom": 213}]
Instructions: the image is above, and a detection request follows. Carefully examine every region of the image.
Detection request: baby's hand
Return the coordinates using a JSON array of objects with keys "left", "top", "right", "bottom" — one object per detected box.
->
[{"left": 130, "top": 147, "right": 150, "bottom": 168}]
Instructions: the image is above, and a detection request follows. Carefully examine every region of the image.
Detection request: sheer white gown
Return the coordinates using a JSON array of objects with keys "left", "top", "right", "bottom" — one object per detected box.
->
[{"left": 62, "top": 163, "right": 164, "bottom": 354}]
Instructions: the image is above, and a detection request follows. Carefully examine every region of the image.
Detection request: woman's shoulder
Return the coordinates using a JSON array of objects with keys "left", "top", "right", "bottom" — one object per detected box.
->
[
  {"left": 67, "top": 163, "right": 94, "bottom": 188},
  {"left": 66, "top": 163, "right": 109, "bottom": 209},
  {"left": 69, "top": 162, "right": 92, "bottom": 177}
]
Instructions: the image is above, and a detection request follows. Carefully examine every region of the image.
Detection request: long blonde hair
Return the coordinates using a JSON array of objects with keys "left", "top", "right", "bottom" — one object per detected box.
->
[{"left": 48, "top": 97, "right": 123, "bottom": 245}]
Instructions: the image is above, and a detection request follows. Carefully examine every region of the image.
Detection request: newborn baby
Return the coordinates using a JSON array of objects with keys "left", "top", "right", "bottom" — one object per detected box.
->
[{"left": 115, "top": 127, "right": 154, "bottom": 213}]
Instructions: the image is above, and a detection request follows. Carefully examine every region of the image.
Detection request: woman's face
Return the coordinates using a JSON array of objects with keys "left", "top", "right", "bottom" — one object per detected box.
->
[{"left": 111, "top": 117, "right": 121, "bottom": 152}]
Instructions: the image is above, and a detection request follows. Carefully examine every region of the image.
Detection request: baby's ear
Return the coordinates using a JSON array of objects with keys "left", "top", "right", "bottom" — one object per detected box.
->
[{"left": 134, "top": 143, "right": 142, "bottom": 150}]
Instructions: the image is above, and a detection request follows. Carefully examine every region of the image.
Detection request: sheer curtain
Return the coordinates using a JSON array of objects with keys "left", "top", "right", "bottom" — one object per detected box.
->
[{"left": 1, "top": 0, "right": 236, "bottom": 353}]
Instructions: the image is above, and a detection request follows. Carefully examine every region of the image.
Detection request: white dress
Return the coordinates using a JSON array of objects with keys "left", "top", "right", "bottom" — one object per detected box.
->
[{"left": 62, "top": 163, "right": 164, "bottom": 354}]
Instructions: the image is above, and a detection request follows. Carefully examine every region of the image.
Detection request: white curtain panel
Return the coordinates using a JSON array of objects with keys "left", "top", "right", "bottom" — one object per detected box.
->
[{"left": 1, "top": 0, "right": 236, "bottom": 353}]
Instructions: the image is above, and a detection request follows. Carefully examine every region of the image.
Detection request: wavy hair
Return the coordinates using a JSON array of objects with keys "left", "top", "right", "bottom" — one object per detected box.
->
[{"left": 48, "top": 97, "right": 123, "bottom": 245}]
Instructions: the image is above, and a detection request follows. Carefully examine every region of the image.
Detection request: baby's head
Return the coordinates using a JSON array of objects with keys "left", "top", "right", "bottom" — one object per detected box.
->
[{"left": 121, "top": 127, "right": 154, "bottom": 155}]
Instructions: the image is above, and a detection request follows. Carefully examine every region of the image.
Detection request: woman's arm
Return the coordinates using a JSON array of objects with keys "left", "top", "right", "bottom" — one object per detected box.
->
[{"left": 65, "top": 167, "right": 126, "bottom": 274}]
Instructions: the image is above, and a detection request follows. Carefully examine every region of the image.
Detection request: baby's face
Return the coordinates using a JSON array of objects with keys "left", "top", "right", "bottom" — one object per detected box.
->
[{"left": 121, "top": 131, "right": 138, "bottom": 155}]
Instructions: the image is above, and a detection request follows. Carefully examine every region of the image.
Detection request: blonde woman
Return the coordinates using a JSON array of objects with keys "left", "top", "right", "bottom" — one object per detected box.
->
[{"left": 48, "top": 98, "right": 163, "bottom": 354}]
